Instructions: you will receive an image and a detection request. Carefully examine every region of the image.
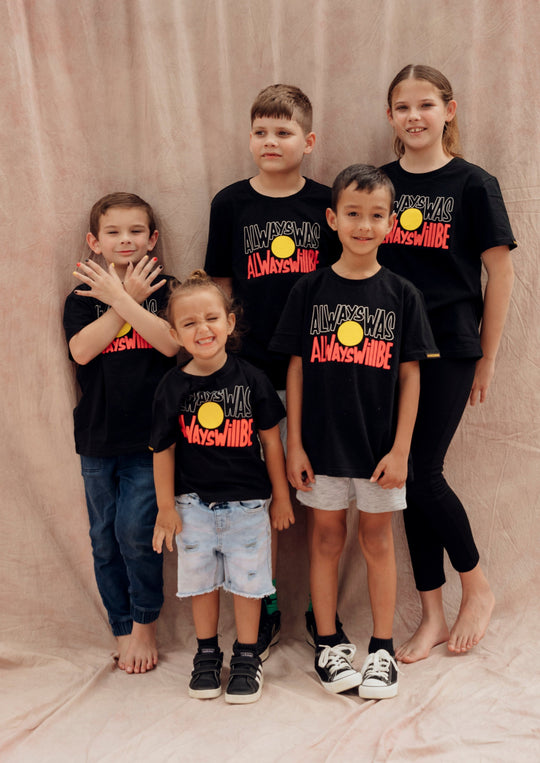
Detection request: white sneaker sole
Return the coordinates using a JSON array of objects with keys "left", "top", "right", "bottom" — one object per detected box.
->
[
  {"left": 358, "top": 681, "right": 398, "bottom": 699},
  {"left": 320, "top": 671, "right": 362, "bottom": 694},
  {"left": 188, "top": 686, "right": 222, "bottom": 699}
]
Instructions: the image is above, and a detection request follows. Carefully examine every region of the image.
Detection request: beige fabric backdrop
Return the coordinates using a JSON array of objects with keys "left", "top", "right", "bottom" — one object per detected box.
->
[{"left": 1, "top": 1, "right": 539, "bottom": 760}]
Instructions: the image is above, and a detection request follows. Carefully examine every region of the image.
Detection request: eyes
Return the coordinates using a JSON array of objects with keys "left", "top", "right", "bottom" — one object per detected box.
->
[
  {"left": 394, "top": 101, "right": 436, "bottom": 112},
  {"left": 105, "top": 228, "right": 146, "bottom": 236},
  {"left": 253, "top": 129, "right": 293, "bottom": 138},
  {"left": 346, "top": 211, "right": 384, "bottom": 220}
]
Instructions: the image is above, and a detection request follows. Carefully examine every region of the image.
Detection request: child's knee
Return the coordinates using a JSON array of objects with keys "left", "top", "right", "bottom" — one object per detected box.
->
[
  {"left": 313, "top": 522, "right": 347, "bottom": 558},
  {"left": 358, "top": 520, "right": 393, "bottom": 558}
]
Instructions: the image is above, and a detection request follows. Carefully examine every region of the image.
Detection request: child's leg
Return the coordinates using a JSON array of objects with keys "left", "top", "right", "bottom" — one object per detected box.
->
[
  {"left": 115, "top": 452, "right": 163, "bottom": 674},
  {"left": 189, "top": 591, "right": 223, "bottom": 700},
  {"left": 80, "top": 456, "right": 132, "bottom": 643},
  {"left": 192, "top": 589, "right": 220, "bottom": 638},
  {"left": 357, "top": 511, "right": 399, "bottom": 700},
  {"left": 234, "top": 595, "right": 261, "bottom": 645},
  {"left": 357, "top": 511, "right": 396, "bottom": 641},
  {"left": 310, "top": 508, "right": 348, "bottom": 638}
]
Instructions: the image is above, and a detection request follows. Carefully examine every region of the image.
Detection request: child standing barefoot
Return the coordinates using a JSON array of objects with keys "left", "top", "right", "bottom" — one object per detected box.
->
[
  {"left": 380, "top": 65, "right": 516, "bottom": 661},
  {"left": 151, "top": 271, "right": 294, "bottom": 703},
  {"left": 63, "top": 193, "right": 178, "bottom": 673}
]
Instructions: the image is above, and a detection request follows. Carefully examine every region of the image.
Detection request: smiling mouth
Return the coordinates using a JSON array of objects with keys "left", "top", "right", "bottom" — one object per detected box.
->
[{"left": 407, "top": 127, "right": 425, "bottom": 133}]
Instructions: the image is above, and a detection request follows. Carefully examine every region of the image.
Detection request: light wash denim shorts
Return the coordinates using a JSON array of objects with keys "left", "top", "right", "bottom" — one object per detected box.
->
[
  {"left": 296, "top": 475, "right": 406, "bottom": 513},
  {"left": 174, "top": 493, "right": 274, "bottom": 599}
]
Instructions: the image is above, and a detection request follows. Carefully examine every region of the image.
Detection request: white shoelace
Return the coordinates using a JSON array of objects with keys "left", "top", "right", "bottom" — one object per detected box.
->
[
  {"left": 362, "top": 649, "right": 398, "bottom": 682},
  {"left": 318, "top": 643, "right": 357, "bottom": 676}
]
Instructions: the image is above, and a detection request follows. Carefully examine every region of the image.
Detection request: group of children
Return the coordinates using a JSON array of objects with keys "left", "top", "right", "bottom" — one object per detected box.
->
[{"left": 63, "top": 66, "right": 516, "bottom": 704}]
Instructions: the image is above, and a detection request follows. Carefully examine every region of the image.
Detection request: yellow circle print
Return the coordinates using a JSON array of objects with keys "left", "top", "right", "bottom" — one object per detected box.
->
[
  {"left": 197, "top": 402, "right": 225, "bottom": 429},
  {"left": 271, "top": 235, "right": 296, "bottom": 259},
  {"left": 116, "top": 322, "right": 131, "bottom": 337},
  {"left": 336, "top": 321, "right": 364, "bottom": 347},
  {"left": 399, "top": 208, "right": 423, "bottom": 231}
]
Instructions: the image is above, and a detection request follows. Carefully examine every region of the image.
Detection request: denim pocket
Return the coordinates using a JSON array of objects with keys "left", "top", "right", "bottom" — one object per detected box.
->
[{"left": 238, "top": 499, "right": 265, "bottom": 514}]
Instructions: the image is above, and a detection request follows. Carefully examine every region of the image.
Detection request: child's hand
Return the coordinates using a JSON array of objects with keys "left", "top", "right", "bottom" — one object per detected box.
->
[
  {"left": 123, "top": 255, "right": 167, "bottom": 304},
  {"left": 370, "top": 450, "right": 407, "bottom": 490},
  {"left": 286, "top": 446, "right": 315, "bottom": 492},
  {"left": 270, "top": 496, "right": 295, "bottom": 531},
  {"left": 152, "top": 507, "right": 182, "bottom": 553},
  {"left": 73, "top": 259, "right": 125, "bottom": 306},
  {"left": 469, "top": 356, "right": 495, "bottom": 406}
]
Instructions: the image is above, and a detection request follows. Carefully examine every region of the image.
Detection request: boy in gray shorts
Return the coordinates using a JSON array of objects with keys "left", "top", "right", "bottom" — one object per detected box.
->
[{"left": 271, "top": 165, "right": 438, "bottom": 699}]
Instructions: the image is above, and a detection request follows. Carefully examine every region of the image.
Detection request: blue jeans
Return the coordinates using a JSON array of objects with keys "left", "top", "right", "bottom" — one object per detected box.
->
[{"left": 80, "top": 452, "right": 163, "bottom": 636}]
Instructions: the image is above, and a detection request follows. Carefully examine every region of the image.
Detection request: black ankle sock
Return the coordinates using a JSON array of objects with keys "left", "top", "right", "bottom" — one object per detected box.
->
[
  {"left": 234, "top": 641, "right": 257, "bottom": 655},
  {"left": 316, "top": 632, "right": 341, "bottom": 648},
  {"left": 368, "top": 636, "right": 394, "bottom": 656},
  {"left": 197, "top": 636, "right": 219, "bottom": 652}
]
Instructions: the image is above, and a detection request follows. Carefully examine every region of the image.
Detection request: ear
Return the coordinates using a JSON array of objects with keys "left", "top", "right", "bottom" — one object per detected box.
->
[
  {"left": 227, "top": 312, "right": 236, "bottom": 335},
  {"left": 386, "top": 106, "right": 394, "bottom": 126},
  {"left": 303, "top": 131, "right": 316, "bottom": 155},
  {"left": 86, "top": 232, "right": 101, "bottom": 254},
  {"left": 147, "top": 229, "right": 159, "bottom": 252},
  {"left": 386, "top": 212, "right": 397, "bottom": 234},
  {"left": 169, "top": 325, "right": 181, "bottom": 345},
  {"left": 326, "top": 206, "right": 337, "bottom": 231},
  {"left": 445, "top": 99, "right": 457, "bottom": 123}
]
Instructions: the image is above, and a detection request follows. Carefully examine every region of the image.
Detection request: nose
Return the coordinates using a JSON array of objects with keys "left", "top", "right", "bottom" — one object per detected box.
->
[
  {"left": 264, "top": 134, "right": 278, "bottom": 146},
  {"left": 408, "top": 108, "right": 420, "bottom": 121}
]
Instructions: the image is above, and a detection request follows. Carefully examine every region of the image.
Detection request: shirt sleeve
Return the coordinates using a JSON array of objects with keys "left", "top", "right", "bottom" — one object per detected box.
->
[
  {"left": 249, "top": 366, "right": 286, "bottom": 431},
  {"left": 465, "top": 172, "right": 517, "bottom": 255},
  {"left": 149, "top": 371, "right": 181, "bottom": 452}
]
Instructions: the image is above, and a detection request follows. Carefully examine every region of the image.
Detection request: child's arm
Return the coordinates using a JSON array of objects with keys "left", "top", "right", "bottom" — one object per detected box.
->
[
  {"left": 258, "top": 425, "right": 295, "bottom": 531},
  {"left": 69, "top": 257, "right": 179, "bottom": 364},
  {"left": 371, "top": 360, "right": 420, "bottom": 489},
  {"left": 470, "top": 245, "right": 514, "bottom": 406},
  {"left": 286, "top": 355, "right": 315, "bottom": 492},
  {"left": 152, "top": 445, "right": 182, "bottom": 553}
]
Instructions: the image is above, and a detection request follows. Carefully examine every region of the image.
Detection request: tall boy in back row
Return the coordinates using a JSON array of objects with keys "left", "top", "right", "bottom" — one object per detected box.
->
[
  {"left": 204, "top": 84, "right": 340, "bottom": 657},
  {"left": 271, "top": 165, "right": 438, "bottom": 698}
]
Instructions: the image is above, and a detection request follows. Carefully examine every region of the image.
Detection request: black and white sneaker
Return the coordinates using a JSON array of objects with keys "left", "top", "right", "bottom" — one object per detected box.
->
[
  {"left": 305, "top": 611, "right": 349, "bottom": 648},
  {"left": 358, "top": 649, "right": 399, "bottom": 699},
  {"left": 314, "top": 643, "right": 362, "bottom": 694},
  {"left": 188, "top": 648, "right": 223, "bottom": 699},
  {"left": 257, "top": 608, "right": 281, "bottom": 662},
  {"left": 225, "top": 647, "right": 263, "bottom": 704}
]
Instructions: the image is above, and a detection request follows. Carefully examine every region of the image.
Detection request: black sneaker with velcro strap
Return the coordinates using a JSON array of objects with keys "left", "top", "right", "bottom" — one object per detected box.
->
[
  {"left": 225, "top": 643, "right": 263, "bottom": 704},
  {"left": 188, "top": 647, "right": 224, "bottom": 699}
]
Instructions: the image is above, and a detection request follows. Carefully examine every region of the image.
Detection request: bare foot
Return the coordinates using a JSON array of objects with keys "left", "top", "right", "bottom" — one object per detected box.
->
[
  {"left": 123, "top": 622, "right": 159, "bottom": 674},
  {"left": 115, "top": 634, "right": 131, "bottom": 670},
  {"left": 448, "top": 572, "right": 494, "bottom": 654},
  {"left": 396, "top": 619, "right": 450, "bottom": 663}
]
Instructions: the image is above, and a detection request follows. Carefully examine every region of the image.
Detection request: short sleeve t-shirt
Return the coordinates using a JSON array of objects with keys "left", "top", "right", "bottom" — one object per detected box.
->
[
  {"left": 270, "top": 267, "right": 438, "bottom": 478},
  {"left": 378, "top": 158, "right": 517, "bottom": 357},
  {"left": 150, "top": 355, "right": 285, "bottom": 502},
  {"left": 63, "top": 277, "right": 176, "bottom": 457},
  {"left": 204, "top": 178, "right": 340, "bottom": 387}
]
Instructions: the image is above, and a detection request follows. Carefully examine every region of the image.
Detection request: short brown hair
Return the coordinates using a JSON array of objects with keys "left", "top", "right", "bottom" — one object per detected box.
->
[
  {"left": 330, "top": 164, "right": 395, "bottom": 212},
  {"left": 251, "top": 84, "right": 313, "bottom": 134},
  {"left": 89, "top": 192, "right": 157, "bottom": 237},
  {"left": 387, "top": 65, "right": 462, "bottom": 159}
]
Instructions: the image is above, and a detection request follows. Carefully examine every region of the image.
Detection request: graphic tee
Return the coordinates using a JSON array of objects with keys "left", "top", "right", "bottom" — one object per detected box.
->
[
  {"left": 204, "top": 178, "right": 340, "bottom": 387},
  {"left": 378, "top": 158, "right": 517, "bottom": 357},
  {"left": 271, "top": 267, "right": 438, "bottom": 477},
  {"left": 150, "top": 355, "right": 285, "bottom": 501},
  {"left": 63, "top": 277, "right": 176, "bottom": 457}
]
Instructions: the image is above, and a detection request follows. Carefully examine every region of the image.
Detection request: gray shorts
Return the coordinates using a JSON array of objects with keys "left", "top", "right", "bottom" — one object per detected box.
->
[{"left": 296, "top": 474, "right": 406, "bottom": 514}]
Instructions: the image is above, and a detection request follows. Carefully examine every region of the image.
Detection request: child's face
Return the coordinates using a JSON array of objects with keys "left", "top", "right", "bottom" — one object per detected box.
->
[
  {"left": 249, "top": 116, "right": 315, "bottom": 175},
  {"left": 387, "top": 78, "right": 456, "bottom": 154},
  {"left": 326, "top": 184, "right": 395, "bottom": 263},
  {"left": 170, "top": 288, "right": 235, "bottom": 371},
  {"left": 86, "top": 206, "right": 158, "bottom": 271}
]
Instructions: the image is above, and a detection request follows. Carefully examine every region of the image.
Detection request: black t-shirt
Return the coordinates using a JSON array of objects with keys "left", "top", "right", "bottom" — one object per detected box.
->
[
  {"left": 150, "top": 355, "right": 285, "bottom": 501},
  {"left": 63, "top": 277, "right": 176, "bottom": 457},
  {"left": 378, "top": 158, "right": 517, "bottom": 357},
  {"left": 204, "top": 178, "right": 340, "bottom": 387},
  {"left": 270, "top": 267, "right": 438, "bottom": 478}
]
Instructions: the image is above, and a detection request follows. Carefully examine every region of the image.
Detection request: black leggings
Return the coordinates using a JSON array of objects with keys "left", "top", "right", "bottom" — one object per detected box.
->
[{"left": 404, "top": 358, "right": 480, "bottom": 591}]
